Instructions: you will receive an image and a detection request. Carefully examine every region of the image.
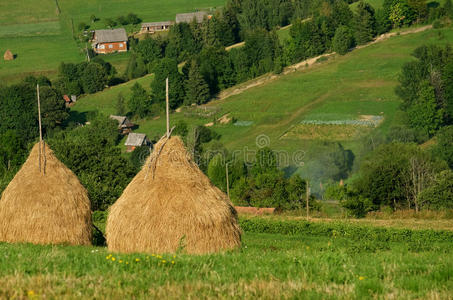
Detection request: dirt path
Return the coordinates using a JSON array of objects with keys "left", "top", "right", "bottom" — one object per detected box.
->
[{"left": 216, "top": 25, "right": 433, "bottom": 102}]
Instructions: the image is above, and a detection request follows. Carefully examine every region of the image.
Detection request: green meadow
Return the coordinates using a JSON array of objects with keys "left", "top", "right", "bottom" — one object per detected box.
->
[
  {"left": 0, "top": 217, "right": 452, "bottom": 299},
  {"left": 0, "top": 0, "right": 225, "bottom": 82}
]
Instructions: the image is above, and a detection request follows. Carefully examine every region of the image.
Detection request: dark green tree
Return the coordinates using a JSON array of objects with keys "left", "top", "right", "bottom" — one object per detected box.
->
[
  {"left": 354, "top": 1, "right": 377, "bottom": 45},
  {"left": 332, "top": 25, "right": 355, "bottom": 55},
  {"left": 184, "top": 60, "right": 211, "bottom": 105},
  {"left": 80, "top": 63, "right": 108, "bottom": 93},
  {"left": 116, "top": 92, "right": 127, "bottom": 115},
  {"left": 128, "top": 83, "right": 150, "bottom": 118},
  {"left": 151, "top": 58, "right": 185, "bottom": 108}
]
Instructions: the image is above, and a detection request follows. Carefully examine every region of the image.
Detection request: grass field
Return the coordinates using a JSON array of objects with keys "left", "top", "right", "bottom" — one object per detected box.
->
[
  {"left": 1, "top": 217, "right": 452, "bottom": 299},
  {"left": 0, "top": 0, "right": 225, "bottom": 83}
]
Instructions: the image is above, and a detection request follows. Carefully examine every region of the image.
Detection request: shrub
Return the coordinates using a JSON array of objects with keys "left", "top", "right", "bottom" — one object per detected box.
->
[{"left": 333, "top": 26, "right": 355, "bottom": 55}]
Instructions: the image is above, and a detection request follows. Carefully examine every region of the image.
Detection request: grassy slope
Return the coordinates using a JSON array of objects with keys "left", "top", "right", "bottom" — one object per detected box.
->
[
  {"left": 71, "top": 27, "right": 452, "bottom": 171},
  {"left": 0, "top": 228, "right": 452, "bottom": 298},
  {"left": 0, "top": 0, "right": 225, "bottom": 83}
]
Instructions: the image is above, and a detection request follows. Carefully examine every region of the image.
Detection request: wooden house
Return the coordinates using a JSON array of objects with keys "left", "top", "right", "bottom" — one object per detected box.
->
[
  {"left": 92, "top": 29, "right": 128, "bottom": 54},
  {"left": 125, "top": 133, "right": 150, "bottom": 152},
  {"left": 110, "top": 115, "right": 135, "bottom": 135},
  {"left": 140, "top": 21, "right": 173, "bottom": 34},
  {"left": 175, "top": 12, "right": 210, "bottom": 24}
]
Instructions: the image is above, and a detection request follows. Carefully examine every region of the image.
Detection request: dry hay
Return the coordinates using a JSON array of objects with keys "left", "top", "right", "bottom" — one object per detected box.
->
[
  {"left": 106, "top": 136, "right": 241, "bottom": 254},
  {"left": 0, "top": 142, "right": 92, "bottom": 245},
  {"left": 3, "top": 49, "right": 14, "bottom": 61}
]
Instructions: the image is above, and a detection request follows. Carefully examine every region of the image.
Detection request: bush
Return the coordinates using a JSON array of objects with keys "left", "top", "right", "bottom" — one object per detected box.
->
[{"left": 333, "top": 26, "right": 355, "bottom": 55}]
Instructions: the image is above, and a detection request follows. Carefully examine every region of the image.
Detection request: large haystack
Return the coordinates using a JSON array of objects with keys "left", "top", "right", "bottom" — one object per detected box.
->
[
  {"left": 106, "top": 136, "right": 241, "bottom": 254},
  {"left": 3, "top": 50, "right": 14, "bottom": 61},
  {"left": 0, "top": 142, "right": 92, "bottom": 245}
]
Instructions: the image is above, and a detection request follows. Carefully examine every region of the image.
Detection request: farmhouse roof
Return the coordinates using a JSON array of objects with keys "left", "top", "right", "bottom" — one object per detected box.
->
[
  {"left": 110, "top": 115, "right": 133, "bottom": 129},
  {"left": 125, "top": 133, "right": 148, "bottom": 147},
  {"left": 176, "top": 12, "right": 209, "bottom": 24},
  {"left": 94, "top": 28, "right": 128, "bottom": 43},
  {"left": 141, "top": 21, "right": 173, "bottom": 27}
]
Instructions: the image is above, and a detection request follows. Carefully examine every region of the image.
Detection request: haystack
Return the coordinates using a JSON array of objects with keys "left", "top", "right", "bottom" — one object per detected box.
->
[
  {"left": 3, "top": 49, "right": 14, "bottom": 61},
  {"left": 0, "top": 142, "right": 92, "bottom": 245},
  {"left": 106, "top": 136, "right": 241, "bottom": 254}
]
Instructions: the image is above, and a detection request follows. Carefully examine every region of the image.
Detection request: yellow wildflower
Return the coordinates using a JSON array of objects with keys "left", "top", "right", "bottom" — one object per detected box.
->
[
  {"left": 359, "top": 276, "right": 365, "bottom": 281},
  {"left": 126, "top": 262, "right": 129, "bottom": 265},
  {"left": 27, "top": 290, "right": 35, "bottom": 296},
  {"left": 119, "top": 260, "right": 123, "bottom": 263},
  {"left": 171, "top": 261, "right": 175, "bottom": 264},
  {"left": 162, "top": 260, "right": 167, "bottom": 263},
  {"left": 135, "top": 258, "right": 140, "bottom": 262},
  {"left": 112, "top": 257, "right": 116, "bottom": 261}
]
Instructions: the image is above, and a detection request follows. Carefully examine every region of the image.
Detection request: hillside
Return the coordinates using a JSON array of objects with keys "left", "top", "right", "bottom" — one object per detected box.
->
[
  {"left": 0, "top": 0, "right": 225, "bottom": 82},
  {"left": 71, "top": 25, "right": 453, "bottom": 188}
]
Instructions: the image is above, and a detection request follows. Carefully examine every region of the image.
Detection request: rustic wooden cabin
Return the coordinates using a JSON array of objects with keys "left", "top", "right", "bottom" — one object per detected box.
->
[
  {"left": 92, "top": 28, "right": 128, "bottom": 54},
  {"left": 175, "top": 12, "right": 210, "bottom": 24},
  {"left": 125, "top": 133, "right": 150, "bottom": 152},
  {"left": 110, "top": 115, "right": 135, "bottom": 135},
  {"left": 140, "top": 21, "right": 173, "bottom": 34}
]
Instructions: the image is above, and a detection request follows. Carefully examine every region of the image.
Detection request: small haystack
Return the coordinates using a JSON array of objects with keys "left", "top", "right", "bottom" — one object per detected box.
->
[
  {"left": 0, "top": 142, "right": 92, "bottom": 245},
  {"left": 106, "top": 136, "right": 241, "bottom": 254},
  {"left": 3, "top": 49, "right": 14, "bottom": 61}
]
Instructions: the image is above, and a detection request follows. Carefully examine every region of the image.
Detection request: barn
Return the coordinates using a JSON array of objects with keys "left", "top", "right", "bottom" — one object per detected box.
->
[
  {"left": 140, "top": 21, "right": 173, "bottom": 34},
  {"left": 176, "top": 12, "right": 210, "bottom": 24},
  {"left": 92, "top": 28, "right": 128, "bottom": 54},
  {"left": 125, "top": 133, "right": 151, "bottom": 152},
  {"left": 110, "top": 115, "right": 135, "bottom": 135}
]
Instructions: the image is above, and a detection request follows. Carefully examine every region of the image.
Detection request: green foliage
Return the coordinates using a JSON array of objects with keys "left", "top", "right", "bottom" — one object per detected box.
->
[
  {"left": 333, "top": 25, "right": 355, "bottom": 55},
  {"left": 207, "top": 154, "right": 227, "bottom": 191},
  {"left": 125, "top": 54, "right": 147, "bottom": 80},
  {"left": 173, "top": 120, "right": 189, "bottom": 138},
  {"left": 433, "top": 126, "right": 453, "bottom": 169},
  {"left": 389, "top": 1, "right": 415, "bottom": 27},
  {"left": 419, "top": 169, "right": 453, "bottom": 209},
  {"left": 184, "top": 60, "right": 211, "bottom": 105},
  {"left": 354, "top": 1, "right": 377, "bottom": 45},
  {"left": 115, "top": 93, "right": 127, "bottom": 115},
  {"left": 49, "top": 117, "right": 136, "bottom": 210},
  {"left": 130, "top": 145, "right": 151, "bottom": 171},
  {"left": 128, "top": 83, "right": 150, "bottom": 118},
  {"left": 151, "top": 58, "right": 185, "bottom": 108}
]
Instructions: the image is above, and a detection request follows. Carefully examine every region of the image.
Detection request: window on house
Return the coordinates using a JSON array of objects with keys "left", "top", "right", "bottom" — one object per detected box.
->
[
  {"left": 109, "top": 44, "right": 113, "bottom": 49},
  {"left": 99, "top": 45, "right": 105, "bottom": 49},
  {"left": 119, "top": 43, "right": 123, "bottom": 48}
]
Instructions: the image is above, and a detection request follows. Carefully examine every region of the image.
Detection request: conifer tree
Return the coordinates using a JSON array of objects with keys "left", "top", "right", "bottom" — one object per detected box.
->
[
  {"left": 184, "top": 60, "right": 211, "bottom": 105},
  {"left": 354, "top": 1, "right": 377, "bottom": 45}
]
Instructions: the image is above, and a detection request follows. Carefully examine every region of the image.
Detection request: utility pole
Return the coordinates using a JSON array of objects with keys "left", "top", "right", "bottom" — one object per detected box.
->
[
  {"left": 226, "top": 162, "right": 230, "bottom": 199},
  {"left": 37, "top": 84, "right": 43, "bottom": 173},
  {"left": 306, "top": 180, "right": 310, "bottom": 220},
  {"left": 166, "top": 77, "right": 170, "bottom": 138}
]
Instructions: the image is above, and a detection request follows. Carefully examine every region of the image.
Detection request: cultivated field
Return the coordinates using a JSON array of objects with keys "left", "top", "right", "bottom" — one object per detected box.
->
[
  {"left": 0, "top": 0, "right": 225, "bottom": 82},
  {"left": 1, "top": 217, "right": 452, "bottom": 299}
]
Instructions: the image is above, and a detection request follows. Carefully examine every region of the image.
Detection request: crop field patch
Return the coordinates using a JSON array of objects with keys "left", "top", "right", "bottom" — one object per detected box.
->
[
  {"left": 0, "top": 22, "right": 61, "bottom": 38},
  {"left": 282, "top": 115, "right": 383, "bottom": 141}
]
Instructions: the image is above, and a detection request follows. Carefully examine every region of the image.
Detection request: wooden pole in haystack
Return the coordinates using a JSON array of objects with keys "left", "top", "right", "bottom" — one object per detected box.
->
[
  {"left": 166, "top": 77, "right": 170, "bottom": 138},
  {"left": 306, "top": 180, "right": 310, "bottom": 220},
  {"left": 37, "top": 84, "right": 42, "bottom": 173},
  {"left": 226, "top": 162, "right": 230, "bottom": 199}
]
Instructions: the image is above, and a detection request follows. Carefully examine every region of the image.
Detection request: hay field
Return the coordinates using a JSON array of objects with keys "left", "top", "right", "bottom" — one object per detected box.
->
[{"left": 1, "top": 217, "right": 452, "bottom": 299}]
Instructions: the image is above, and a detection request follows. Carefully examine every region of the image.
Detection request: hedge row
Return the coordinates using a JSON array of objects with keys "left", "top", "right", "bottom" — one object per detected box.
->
[{"left": 239, "top": 217, "right": 453, "bottom": 243}]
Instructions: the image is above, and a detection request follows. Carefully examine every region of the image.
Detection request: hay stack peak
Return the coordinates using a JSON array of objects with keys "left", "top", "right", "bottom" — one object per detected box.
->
[
  {"left": 106, "top": 136, "right": 241, "bottom": 254},
  {"left": 0, "top": 142, "right": 92, "bottom": 245},
  {"left": 3, "top": 49, "right": 14, "bottom": 61}
]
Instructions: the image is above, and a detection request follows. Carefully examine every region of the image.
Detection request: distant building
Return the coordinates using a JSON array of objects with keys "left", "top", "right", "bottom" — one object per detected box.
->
[
  {"left": 140, "top": 21, "right": 173, "bottom": 34},
  {"left": 176, "top": 12, "right": 210, "bottom": 24},
  {"left": 92, "top": 28, "right": 128, "bottom": 54},
  {"left": 110, "top": 115, "right": 135, "bottom": 135},
  {"left": 125, "top": 133, "right": 151, "bottom": 152}
]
